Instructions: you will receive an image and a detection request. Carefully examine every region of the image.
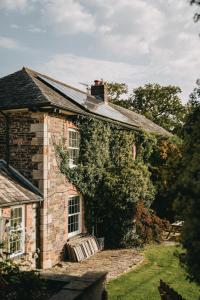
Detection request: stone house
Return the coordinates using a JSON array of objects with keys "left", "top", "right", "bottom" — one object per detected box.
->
[{"left": 0, "top": 67, "right": 170, "bottom": 269}]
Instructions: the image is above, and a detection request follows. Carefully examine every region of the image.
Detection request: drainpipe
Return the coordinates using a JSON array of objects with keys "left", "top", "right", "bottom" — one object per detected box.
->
[{"left": 0, "top": 111, "right": 10, "bottom": 167}]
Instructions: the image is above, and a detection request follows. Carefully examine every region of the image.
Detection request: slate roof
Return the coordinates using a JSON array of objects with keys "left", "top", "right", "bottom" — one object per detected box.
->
[
  {"left": 0, "top": 67, "right": 171, "bottom": 136},
  {"left": 0, "top": 160, "right": 42, "bottom": 207}
]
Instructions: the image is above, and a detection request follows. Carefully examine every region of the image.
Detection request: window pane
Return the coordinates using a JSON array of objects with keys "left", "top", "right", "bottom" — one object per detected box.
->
[
  {"left": 9, "top": 207, "right": 23, "bottom": 255},
  {"left": 68, "top": 130, "right": 80, "bottom": 166},
  {"left": 68, "top": 196, "right": 80, "bottom": 234},
  {"left": 69, "top": 130, "right": 79, "bottom": 148},
  {"left": 68, "top": 148, "right": 79, "bottom": 165},
  {"left": 68, "top": 215, "right": 79, "bottom": 233}
]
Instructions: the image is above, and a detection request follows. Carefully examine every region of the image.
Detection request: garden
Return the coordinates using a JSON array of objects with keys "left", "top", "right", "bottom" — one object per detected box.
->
[{"left": 107, "top": 244, "right": 200, "bottom": 300}]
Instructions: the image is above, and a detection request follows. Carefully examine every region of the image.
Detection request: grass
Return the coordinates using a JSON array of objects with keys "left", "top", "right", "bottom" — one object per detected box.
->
[{"left": 107, "top": 244, "right": 200, "bottom": 300}]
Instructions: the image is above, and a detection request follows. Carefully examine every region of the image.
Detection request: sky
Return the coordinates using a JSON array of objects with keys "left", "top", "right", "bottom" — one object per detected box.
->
[{"left": 0, "top": 0, "right": 200, "bottom": 102}]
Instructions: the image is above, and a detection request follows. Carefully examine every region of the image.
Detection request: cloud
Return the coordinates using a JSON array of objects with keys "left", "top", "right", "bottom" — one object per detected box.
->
[
  {"left": 40, "top": 54, "right": 144, "bottom": 86},
  {"left": 28, "top": 25, "right": 46, "bottom": 33},
  {"left": 37, "top": 52, "right": 200, "bottom": 101},
  {"left": 0, "top": 0, "right": 28, "bottom": 10},
  {"left": 10, "top": 24, "right": 20, "bottom": 29},
  {"left": 0, "top": 36, "right": 21, "bottom": 49},
  {"left": 1, "top": 0, "right": 200, "bottom": 101},
  {"left": 42, "top": 0, "right": 96, "bottom": 34}
]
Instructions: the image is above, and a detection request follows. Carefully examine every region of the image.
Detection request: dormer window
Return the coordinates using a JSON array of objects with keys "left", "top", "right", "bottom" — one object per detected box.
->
[{"left": 68, "top": 128, "right": 80, "bottom": 168}]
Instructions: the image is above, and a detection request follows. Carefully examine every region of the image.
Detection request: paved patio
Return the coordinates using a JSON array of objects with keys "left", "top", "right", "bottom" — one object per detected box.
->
[{"left": 43, "top": 249, "right": 143, "bottom": 281}]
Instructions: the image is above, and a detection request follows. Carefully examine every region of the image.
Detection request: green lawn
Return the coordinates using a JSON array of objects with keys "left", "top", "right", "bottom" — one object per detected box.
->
[{"left": 107, "top": 244, "right": 200, "bottom": 300}]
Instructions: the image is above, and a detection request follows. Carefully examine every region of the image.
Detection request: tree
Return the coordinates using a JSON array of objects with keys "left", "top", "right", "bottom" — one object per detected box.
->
[
  {"left": 107, "top": 83, "right": 186, "bottom": 134},
  {"left": 122, "top": 84, "right": 185, "bottom": 133},
  {"left": 175, "top": 100, "right": 200, "bottom": 283},
  {"left": 151, "top": 137, "right": 182, "bottom": 221},
  {"left": 190, "top": 0, "right": 200, "bottom": 22},
  {"left": 107, "top": 82, "right": 128, "bottom": 103},
  {"left": 187, "top": 80, "right": 200, "bottom": 113}
]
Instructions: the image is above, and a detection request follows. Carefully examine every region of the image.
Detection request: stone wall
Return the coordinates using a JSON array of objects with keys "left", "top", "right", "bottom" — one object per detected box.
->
[
  {"left": 0, "top": 115, "right": 6, "bottom": 161},
  {"left": 0, "top": 110, "right": 85, "bottom": 268},
  {"left": 40, "top": 113, "right": 84, "bottom": 269},
  {"left": 0, "top": 111, "right": 43, "bottom": 188},
  {"left": 44, "top": 272, "right": 108, "bottom": 300}
]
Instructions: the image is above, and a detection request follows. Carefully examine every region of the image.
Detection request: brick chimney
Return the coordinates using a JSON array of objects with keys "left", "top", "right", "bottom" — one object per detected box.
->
[{"left": 91, "top": 80, "right": 108, "bottom": 104}]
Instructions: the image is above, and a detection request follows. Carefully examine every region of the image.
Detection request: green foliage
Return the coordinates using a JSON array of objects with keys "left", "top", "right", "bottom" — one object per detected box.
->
[
  {"left": 107, "top": 82, "right": 128, "bottom": 103},
  {"left": 0, "top": 259, "right": 46, "bottom": 300},
  {"left": 186, "top": 82, "right": 200, "bottom": 115},
  {"left": 107, "top": 82, "right": 186, "bottom": 135},
  {"left": 175, "top": 102, "right": 200, "bottom": 283},
  {"left": 127, "top": 84, "right": 186, "bottom": 133},
  {"left": 0, "top": 231, "right": 46, "bottom": 299},
  {"left": 107, "top": 245, "right": 200, "bottom": 300},
  {"left": 151, "top": 137, "right": 183, "bottom": 221},
  {"left": 56, "top": 116, "right": 156, "bottom": 248}
]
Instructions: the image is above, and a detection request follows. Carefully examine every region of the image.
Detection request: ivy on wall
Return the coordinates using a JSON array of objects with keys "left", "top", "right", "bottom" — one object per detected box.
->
[{"left": 56, "top": 116, "right": 158, "bottom": 248}]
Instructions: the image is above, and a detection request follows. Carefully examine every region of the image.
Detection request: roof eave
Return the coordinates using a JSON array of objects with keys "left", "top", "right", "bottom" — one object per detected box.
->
[
  {"left": 1, "top": 102, "right": 170, "bottom": 136},
  {"left": 0, "top": 198, "right": 42, "bottom": 208}
]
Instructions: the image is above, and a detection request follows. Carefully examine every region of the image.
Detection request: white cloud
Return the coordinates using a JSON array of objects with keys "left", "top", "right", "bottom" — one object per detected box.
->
[
  {"left": 28, "top": 25, "right": 46, "bottom": 33},
  {"left": 37, "top": 52, "right": 200, "bottom": 101},
  {"left": 42, "top": 0, "right": 96, "bottom": 34},
  {"left": 40, "top": 54, "right": 144, "bottom": 87},
  {"left": 1, "top": 0, "right": 200, "bottom": 101},
  {"left": 0, "top": 36, "right": 21, "bottom": 49},
  {"left": 0, "top": 0, "right": 28, "bottom": 10},
  {"left": 10, "top": 24, "right": 20, "bottom": 29}
]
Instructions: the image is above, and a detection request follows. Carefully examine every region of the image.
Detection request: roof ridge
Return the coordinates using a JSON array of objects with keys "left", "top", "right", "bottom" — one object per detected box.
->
[
  {"left": 23, "top": 66, "right": 88, "bottom": 96},
  {"left": 18, "top": 67, "right": 52, "bottom": 103}
]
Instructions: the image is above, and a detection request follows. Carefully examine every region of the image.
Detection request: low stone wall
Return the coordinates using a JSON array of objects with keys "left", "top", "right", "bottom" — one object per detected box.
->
[{"left": 43, "top": 272, "right": 107, "bottom": 300}]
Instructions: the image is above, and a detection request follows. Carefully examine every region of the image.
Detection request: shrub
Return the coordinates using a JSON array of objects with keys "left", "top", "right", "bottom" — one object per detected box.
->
[
  {"left": 133, "top": 202, "right": 169, "bottom": 247},
  {"left": 0, "top": 258, "right": 46, "bottom": 300}
]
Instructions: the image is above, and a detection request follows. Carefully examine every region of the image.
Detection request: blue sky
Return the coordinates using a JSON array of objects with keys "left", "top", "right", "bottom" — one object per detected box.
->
[{"left": 0, "top": 0, "right": 200, "bottom": 101}]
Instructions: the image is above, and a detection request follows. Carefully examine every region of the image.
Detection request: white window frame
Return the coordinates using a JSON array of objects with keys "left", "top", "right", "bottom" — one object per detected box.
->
[
  {"left": 8, "top": 205, "right": 25, "bottom": 258},
  {"left": 0, "top": 209, "right": 2, "bottom": 254},
  {"left": 132, "top": 143, "right": 136, "bottom": 160},
  {"left": 68, "top": 195, "right": 82, "bottom": 238},
  {"left": 68, "top": 128, "right": 80, "bottom": 168}
]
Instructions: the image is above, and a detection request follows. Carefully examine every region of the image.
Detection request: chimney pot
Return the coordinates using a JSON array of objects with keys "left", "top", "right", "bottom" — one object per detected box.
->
[
  {"left": 94, "top": 80, "right": 100, "bottom": 86},
  {"left": 91, "top": 79, "right": 108, "bottom": 103}
]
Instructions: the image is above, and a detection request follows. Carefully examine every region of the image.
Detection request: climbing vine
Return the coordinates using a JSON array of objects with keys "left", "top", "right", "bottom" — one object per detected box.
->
[{"left": 56, "top": 115, "right": 160, "bottom": 248}]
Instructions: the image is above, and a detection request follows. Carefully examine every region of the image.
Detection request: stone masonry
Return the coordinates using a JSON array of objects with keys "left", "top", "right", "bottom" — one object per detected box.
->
[
  {"left": 40, "top": 112, "right": 83, "bottom": 269},
  {"left": 0, "top": 110, "right": 84, "bottom": 268}
]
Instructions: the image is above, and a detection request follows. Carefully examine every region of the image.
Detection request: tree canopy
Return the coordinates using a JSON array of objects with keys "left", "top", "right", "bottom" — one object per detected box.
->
[
  {"left": 175, "top": 98, "right": 200, "bottom": 283},
  {"left": 107, "top": 82, "right": 128, "bottom": 103},
  {"left": 190, "top": 0, "right": 200, "bottom": 22},
  {"left": 108, "top": 82, "right": 186, "bottom": 134}
]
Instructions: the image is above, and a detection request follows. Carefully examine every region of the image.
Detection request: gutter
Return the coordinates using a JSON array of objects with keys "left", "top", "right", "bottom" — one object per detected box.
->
[
  {"left": 0, "top": 110, "right": 10, "bottom": 167},
  {"left": 0, "top": 159, "right": 43, "bottom": 198},
  {"left": 0, "top": 198, "right": 42, "bottom": 208}
]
